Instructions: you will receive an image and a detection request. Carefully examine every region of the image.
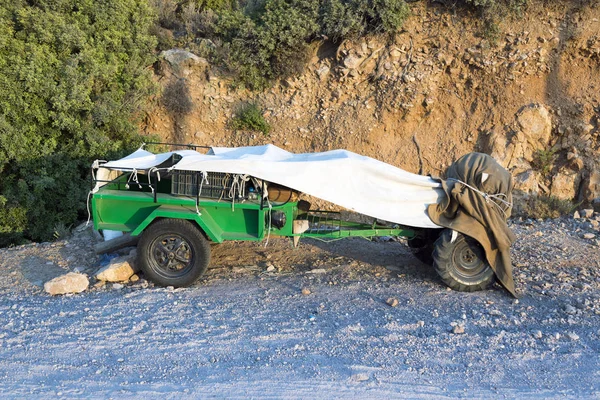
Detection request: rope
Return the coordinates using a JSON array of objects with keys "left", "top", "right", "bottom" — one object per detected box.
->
[
  {"left": 228, "top": 174, "right": 251, "bottom": 210},
  {"left": 195, "top": 171, "right": 208, "bottom": 216},
  {"left": 447, "top": 177, "right": 512, "bottom": 217},
  {"left": 229, "top": 175, "right": 240, "bottom": 211},
  {"left": 125, "top": 168, "right": 142, "bottom": 190},
  {"left": 147, "top": 167, "right": 163, "bottom": 193},
  {"left": 85, "top": 190, "right": 93, "bottom": 227},
  {"left": 264, "top": 198, "right": 273, "bottom": 247}
]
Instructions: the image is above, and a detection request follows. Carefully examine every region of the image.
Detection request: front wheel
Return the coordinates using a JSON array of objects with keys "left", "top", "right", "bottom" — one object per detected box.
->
[
  {"left": 138, "top": 219, "right": 210, "bottom": 287},
  {"left": 432, "top": 229, "right": 495, "bottom": 292}
]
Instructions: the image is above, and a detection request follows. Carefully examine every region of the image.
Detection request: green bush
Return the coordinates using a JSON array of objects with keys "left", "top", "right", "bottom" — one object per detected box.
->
[
  {"left": 231, "top": 103, "right": 271, "bottom": 135},
  {"left": 516, "top": 195, "right": 578, "bottom": 220},
  {"left": 532, "top": 148, "right": 557, "bottom": 176},
  {"left": 183, "top": 0, "right": 410, "bottom": 89},
  {"left": 459, "top": 0, "right": 527, "bottom": 42},
  {"left": 0, "top": 0, "right": 157, "bottom": 246}
]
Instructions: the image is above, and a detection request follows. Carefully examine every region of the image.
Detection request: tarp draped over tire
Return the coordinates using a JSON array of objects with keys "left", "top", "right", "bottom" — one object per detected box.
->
[{"left": 427, "top": 153, "right": 518, "bottom": 297}]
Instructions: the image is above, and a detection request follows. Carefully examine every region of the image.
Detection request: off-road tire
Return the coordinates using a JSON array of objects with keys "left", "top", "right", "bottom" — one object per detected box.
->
[
  {"left": 138, "top": 219, "right": 210, "bottom": 287},
  {"left": 407, "top": 229, "right": 442, "bottom": 265},
  {"left": 432, "top": 229, "right": 495, "bottom": 292}
]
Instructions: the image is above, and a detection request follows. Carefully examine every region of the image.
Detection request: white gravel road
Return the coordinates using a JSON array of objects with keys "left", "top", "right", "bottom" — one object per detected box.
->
[{"left": 1, "top": 216, "right": 599, "bottom": 398}]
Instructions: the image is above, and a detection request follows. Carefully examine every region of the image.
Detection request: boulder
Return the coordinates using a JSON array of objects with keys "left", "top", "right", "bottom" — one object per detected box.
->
[
  {"left": 160, "top": 49, "right": 206, "bottom": 67},
  {"left": 44, "top": 272, "right": 89, "bottom": 295},
  {"left": 514, "top": 170, "right": 539, "bottom": 194},
  {"left": 95, "top": 250, "right": 139, "bottom": 282},
  {"left": 516, "top": 104, "right": 552, "bottom": 148},
  {"left": 482, "top": 131, "right": 508, "bottom": 166},
  {"left": 159, "top": 49, "right": 208, "bottom": 77},
  {"left": 550, "top": 171, "right": 579, "bottom": 200},
  {"left": 582, "top": 168, "right": 600, "bottom": 203}
]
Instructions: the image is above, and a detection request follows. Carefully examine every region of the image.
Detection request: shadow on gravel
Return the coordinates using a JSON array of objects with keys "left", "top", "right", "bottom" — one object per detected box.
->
[
  {"left": 305, "top": 237, "right": 440, "bottom": 284},
  {"left": 20, "top": 255, "right": 69, "bottom": 287}
]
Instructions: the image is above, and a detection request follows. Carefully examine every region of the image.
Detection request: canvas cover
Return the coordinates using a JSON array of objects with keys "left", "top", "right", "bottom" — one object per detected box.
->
[
  {"left": 100, "top": 144, "right": 445, "bottom": 229},
  {"left": 427, "top": 153, "right": 518, "bottom": 297}
]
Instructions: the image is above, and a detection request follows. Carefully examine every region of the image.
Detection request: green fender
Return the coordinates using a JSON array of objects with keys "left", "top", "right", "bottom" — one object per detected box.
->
[{"left": 130, "top": 206, "right": 225, "bottom": 243}]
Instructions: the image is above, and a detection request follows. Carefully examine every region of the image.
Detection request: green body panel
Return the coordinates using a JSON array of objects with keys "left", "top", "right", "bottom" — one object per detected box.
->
[
  {"left": 91, "top": 171, "right": 416, "bottom": 242},
  {"left": 92, "top": 188, "right": 297, "bottom": 242}
]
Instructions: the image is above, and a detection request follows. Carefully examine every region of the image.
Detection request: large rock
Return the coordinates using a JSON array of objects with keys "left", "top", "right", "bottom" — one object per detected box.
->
[
  {"left": 550, "top": 171, "right": 580, "bottom": 200},
  {"left": 483, "top": 131, "right": 508, "bottom": 166},
  {"left": 159, "top": 49, "right": 208, "bottom": 77},
  {"left": 514, "top": 170, "right": 539, "bottom": 194},
  {"left": 582, "top": 168, "right": 600, "bottom": 203},
  {"left": 44, "top": 272, "right": 89, "bottom": 295},
  {"left": 516, "top": 104, "right": 552, "bottom": 148},
  {"left": 160, "top": 49, "right": 206, "bottom": 66},
  {"left": 95, "top": 250, "right": 139, "bottom": 282}
]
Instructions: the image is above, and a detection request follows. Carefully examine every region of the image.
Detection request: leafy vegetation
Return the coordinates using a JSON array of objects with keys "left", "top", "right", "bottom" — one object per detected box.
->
[
  {"left": 231, "top": 103, "right": 271, "bottom": 135},
  {"left": 516, "top": 195, "right": 579, "bottom": 219},
  {"left": 153, "top": 0, "right": 411, "bottom": 90},
  {"left": 0, "top": 0, "right": 157, "bottom": 246},
  {"left": 458, "top": 0, "right": 528, "bottom": 43},
  {"left": 532, "top": 148, "right": 558, "bottom": 176}
]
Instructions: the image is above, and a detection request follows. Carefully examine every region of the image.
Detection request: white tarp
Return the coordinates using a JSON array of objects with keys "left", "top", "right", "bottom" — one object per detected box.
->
[{"left": 100, "top": 144, "right": 444, "bottom": 228}]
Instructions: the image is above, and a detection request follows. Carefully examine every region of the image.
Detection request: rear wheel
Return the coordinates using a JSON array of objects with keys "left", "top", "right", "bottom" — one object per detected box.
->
[
  {"left": 138, "top": 219, "right": 210, "bottom": 287},
  {"left": 432, "top": 229, "right": 495, "bottom": 292}
]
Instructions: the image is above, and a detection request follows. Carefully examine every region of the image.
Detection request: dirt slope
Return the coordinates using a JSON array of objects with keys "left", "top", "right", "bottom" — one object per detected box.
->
[{"left": 144, "top": 1, "right": 600, "bottom": 204}]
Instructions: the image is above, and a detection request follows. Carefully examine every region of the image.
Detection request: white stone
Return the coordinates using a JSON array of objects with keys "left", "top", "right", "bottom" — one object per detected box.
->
[
  {"left": 44, "top": 272, "right": 89, "bottom": 295},
  {"left": 95, "top": 251, "right": 139, "bottom": 282}
]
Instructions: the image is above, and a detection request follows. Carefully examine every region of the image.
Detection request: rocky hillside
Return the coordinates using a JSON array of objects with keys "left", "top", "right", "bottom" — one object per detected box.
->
[{"left": 143, "top": 1, "right": 600, "bottom": 207}]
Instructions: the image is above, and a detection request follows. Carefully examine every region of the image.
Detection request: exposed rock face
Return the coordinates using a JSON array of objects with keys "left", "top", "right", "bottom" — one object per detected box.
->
[
  {"left": 95, "top": 250, "right": 139, "bottom": 283},
  {"left": 144, "top": 2, "right": 600, "bottom": 206},
  {"left": 44, "top": 272, "right": 89, "bottom": 295}
]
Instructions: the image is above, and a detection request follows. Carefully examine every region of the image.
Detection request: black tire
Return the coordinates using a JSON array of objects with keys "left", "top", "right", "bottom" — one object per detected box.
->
[
  {"left": 432, "top": 229, "right": 495, "bottom": 292},
  {"left": 407, "top": 229, "right": 442, "bottom": 265},
  {"left": 138, "top": 219, "right": 210, "bottom": 287}
]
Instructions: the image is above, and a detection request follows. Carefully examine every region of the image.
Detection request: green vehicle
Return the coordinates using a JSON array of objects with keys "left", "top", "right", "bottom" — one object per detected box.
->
[{"left": 91, "top": 143, "right": 496, "bottom": 291}]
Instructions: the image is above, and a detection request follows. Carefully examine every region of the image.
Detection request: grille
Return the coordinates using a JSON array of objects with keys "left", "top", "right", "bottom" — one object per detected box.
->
[{"left": 171, "top": 170, "right": 234, "bottom": 199}]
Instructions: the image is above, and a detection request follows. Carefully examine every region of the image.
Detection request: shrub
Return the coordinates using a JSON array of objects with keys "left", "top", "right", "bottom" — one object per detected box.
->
[
  {"left": 212, "top": 1, "right": 319, "bottom": 90},
  {"left": 162, "top": 79, "right": 194, "bottom": 116},
  {"left": 230, "top": 103, "right": 271, "bottom": 135},
  {"left": 532, "top": 148, "right": 557, "bottom": 176},
  {"left": 516, "top": 195, "right": 578, "bottom": 219},
  {"left": 192, "top": 0, "right": 410, "bottom": 89},
  {"left": 0, "top": 0, "right": 157, "bottom": 246},
  {"left": 459, "top": 0, "right": 527, "bottom": 42}
]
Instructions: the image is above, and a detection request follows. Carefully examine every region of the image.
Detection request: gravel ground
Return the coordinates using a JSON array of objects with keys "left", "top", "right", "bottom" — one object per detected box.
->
[{"left": 1, "top": 216, "right": 600, "bottom": 398}]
